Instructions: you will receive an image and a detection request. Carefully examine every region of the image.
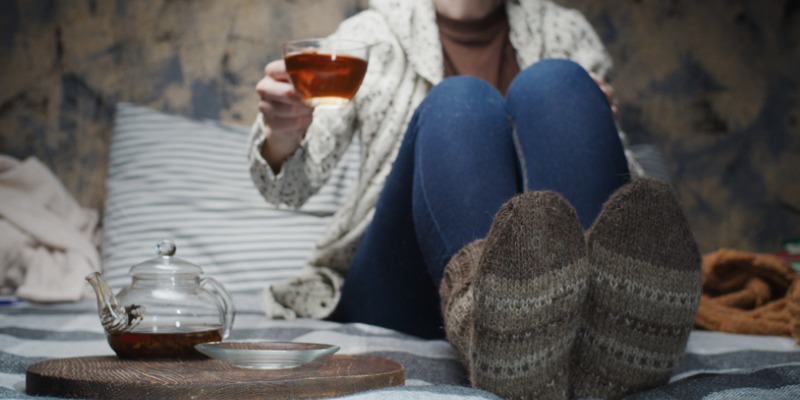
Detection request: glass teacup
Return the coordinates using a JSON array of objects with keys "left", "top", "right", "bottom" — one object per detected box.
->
[{"left": 283, "top": 38, "right": 370, "bottom": 108}]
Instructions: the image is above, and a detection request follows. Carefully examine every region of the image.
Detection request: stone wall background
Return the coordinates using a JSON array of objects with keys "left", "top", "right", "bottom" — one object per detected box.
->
[{"left": 1, "top": 0, "right": 798, "bottom": 254}]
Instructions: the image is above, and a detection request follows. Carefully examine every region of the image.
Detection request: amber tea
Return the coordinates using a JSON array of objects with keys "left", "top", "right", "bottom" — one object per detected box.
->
[
  {"left": 285, "top": 53, "right": 368, "bottom": 107},
  {"left": 108, "top": 327, "right": 222, "bottom": 359},
  {"left": 283, "top": 38, "right": 370, "bottom": 108}
]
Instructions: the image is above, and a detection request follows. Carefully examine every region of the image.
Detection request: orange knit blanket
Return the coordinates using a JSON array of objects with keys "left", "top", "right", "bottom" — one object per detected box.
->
[{"left": 695, "top": 248, "right": 800, "bottom": 343}]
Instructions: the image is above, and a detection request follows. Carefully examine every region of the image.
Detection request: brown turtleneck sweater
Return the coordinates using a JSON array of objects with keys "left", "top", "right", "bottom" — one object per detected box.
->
[{"left": 436, "top": 5, "right": 520, "bottom": 95}]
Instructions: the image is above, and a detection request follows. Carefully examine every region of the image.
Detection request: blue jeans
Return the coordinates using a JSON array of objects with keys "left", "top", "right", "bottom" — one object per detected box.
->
[{"left": 334, "top": 59, "right": 630, "bottom": 338}]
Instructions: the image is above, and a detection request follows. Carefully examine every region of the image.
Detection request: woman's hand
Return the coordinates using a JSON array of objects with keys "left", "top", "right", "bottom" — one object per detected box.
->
[
  {"left": 589, "top": 72, "right": 617, "bottom": 119},
  {"left": 255, "top": 59, "right": 313, "bottom": 171}
]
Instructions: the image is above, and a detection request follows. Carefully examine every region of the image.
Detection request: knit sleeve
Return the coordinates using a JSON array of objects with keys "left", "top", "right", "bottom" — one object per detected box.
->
[
  {"left": 248, "top": 117, "right": 298, "bottom": 207},
  {"left": 248, "top": 106, "right": 358, "bottom": 209},
  {"left": 542, "top": 5, "right": 614, "bottom": 80}
]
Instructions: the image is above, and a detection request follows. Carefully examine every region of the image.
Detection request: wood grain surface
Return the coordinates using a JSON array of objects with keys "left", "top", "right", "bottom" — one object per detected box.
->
[{"left": 26, "top": 354, "right": 404, "bottom": 399}]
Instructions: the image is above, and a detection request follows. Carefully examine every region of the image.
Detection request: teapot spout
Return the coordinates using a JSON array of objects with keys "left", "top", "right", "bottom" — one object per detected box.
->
[{"left": 85, "top": 272, "right": 143, "bottom": 335}]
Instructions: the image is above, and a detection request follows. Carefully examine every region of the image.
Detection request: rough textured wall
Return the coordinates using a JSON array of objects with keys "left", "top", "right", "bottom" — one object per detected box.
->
[
  {"left": 0, "top": 0, "right": 367, "bottom": 210},
  {"left": 561, "top": 0, "right": 800, "bottom": 253},
  {"left": 1, "top": 0, "right": 798, "bottom": 254}
]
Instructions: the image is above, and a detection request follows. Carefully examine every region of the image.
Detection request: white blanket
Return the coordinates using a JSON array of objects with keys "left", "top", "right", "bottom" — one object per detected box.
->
[{"left": 0, "top": 155, "right": 100, "bottom": 302}]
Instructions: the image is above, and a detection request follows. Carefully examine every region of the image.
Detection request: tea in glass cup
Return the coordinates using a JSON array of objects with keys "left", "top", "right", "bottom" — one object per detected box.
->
[{"left": 283, "top": 38, "right": 369, "bottom": 108}]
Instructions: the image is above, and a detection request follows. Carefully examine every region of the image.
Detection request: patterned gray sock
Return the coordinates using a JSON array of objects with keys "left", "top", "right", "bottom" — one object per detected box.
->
[
  {"left": 440, "top": 238, "right": 484, "bottom": 370},
  {"left": 471, "top": 191, "right": 588, "bottom": 400},
  {"left": 572, "top": 178, "right": 702, "bottom": 399}
]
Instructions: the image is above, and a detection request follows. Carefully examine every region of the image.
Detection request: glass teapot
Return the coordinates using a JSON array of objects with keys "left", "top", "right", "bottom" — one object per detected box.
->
[{"left": 86, "top": 240, "right": 235, "bottom": 359}]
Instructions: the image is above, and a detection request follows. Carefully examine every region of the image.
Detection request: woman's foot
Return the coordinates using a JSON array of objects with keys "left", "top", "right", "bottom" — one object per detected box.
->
[
  {"left": 471, "top": 191, "right": 588, "bottom": 399},
  {"left": 572, "top": 178, "right": 702, "bottom": 399}
]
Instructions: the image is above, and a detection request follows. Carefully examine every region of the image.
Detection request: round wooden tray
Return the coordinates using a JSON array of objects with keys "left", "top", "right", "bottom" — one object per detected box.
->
[{"left": 26, "top": 354, "right": 404, "bottom": 399}]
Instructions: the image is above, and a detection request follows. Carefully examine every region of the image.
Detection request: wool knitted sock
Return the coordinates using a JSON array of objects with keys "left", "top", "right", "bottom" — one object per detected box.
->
[
  {"left": 470, "top": 191, "right": 588, "bottom": 400},
  {"left": 572, "top": 178, "right": 702, "bottom": 399},
  {"left": 440, "top": 238, "right": 485, "bottom": 369}
]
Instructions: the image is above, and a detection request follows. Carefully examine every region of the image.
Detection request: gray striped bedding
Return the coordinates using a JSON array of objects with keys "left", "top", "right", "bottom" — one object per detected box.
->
[
  {"left": 3, "top": 296, "right": 800, "bottom": 399},
  {"left": 3, "top": 104, "right": 799, "bottom": 399}
]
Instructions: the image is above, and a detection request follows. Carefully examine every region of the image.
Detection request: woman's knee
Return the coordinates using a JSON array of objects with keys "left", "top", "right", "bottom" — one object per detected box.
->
[
  {"left": 423, "top": 76, "right": 504, "bottom": 113},
  {"left": 528, "top": 58, "right": 590, "bottom": 78},
  {"left": 507, "top": 59, "right": 610, "bottom": 117},
  {"left": 414, "top": 76, "right": 509, "bottom": 142},
  {"left": 507, "top": 59, "right": 599, "bottom": 105}
]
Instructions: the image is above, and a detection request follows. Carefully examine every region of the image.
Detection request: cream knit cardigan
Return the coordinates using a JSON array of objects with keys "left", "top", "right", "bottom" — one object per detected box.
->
[{"left": 249, "top": 0, "right": 643, "bottom": 319}]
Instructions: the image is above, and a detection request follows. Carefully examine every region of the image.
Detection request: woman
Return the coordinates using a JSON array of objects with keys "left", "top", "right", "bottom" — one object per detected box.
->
[{"left": 250, "top": 1, "right": 701, "bottom": 398}]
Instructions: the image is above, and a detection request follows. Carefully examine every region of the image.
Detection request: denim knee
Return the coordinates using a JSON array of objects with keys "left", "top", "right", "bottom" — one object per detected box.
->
[
  {"left": 511, "top": 59, "right": 593, "bottom": 89},
  {"left": 422, "top": 76, "right": 504, "bottom": 111},
  {"left": 413, "top": 76, "right": 508, "bottom": 143},
  {"left": 507, "top": 59, "right": 599, "bottom": 106},
  {"left": 505, "top": 58, "right": 618, "bottom": 148}
]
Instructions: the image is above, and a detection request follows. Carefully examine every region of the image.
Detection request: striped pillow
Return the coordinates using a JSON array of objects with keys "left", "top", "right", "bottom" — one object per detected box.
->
[
  {"left": 102, "top": 103, "right": 359, "bottom": 292},
  {"left": 630, "top": 143, "right": 671, "bottom": 183}
]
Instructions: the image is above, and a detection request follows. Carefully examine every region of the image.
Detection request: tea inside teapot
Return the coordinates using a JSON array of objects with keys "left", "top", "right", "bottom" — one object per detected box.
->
[{"left": 107, "top": 329, "right": 224, "bottom": 359}]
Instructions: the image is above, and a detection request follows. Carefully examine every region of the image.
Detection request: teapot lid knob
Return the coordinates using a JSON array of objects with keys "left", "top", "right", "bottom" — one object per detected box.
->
[
  {"left": 157, "top": 239, "right": 177, "bottom": 257},
  {"left": 130, "top": 240, "right": 203, "bottom": 277}
]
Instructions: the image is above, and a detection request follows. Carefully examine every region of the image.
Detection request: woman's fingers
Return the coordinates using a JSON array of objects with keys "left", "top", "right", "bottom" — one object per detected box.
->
[
  {"left": 258, "top": 98, "right": 312, "bottom": 118},
  {"left": 260, "top": 105, "right": 313, "bottom": 132},
  {"left": 265, "top": 59, "right": 290, "bottom": 82},
  {"left": 589, "top": 72, "right": 617, "bottom": 118},
  {"left": 255, "top": 58, "right": 313, "bottom": 132},
  {"left": 589, "top": 72, "right": 614, "bottom": 102},
  {"left": 256, "top": 76, "right": 301, "bottom": 103}
]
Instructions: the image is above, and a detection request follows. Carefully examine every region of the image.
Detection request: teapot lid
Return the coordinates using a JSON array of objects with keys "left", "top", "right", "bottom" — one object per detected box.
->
[{"left": 129, "top": 239, "right": 204, "bottom": 278}]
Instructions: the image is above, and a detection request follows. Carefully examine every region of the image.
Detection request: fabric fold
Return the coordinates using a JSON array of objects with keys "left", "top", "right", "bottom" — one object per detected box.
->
[
  {"left": 695, "top": 248, "right": 800, "bottom": 342},
  {"left": 0, "top": 155, "right": 101, "bottom": 302}
]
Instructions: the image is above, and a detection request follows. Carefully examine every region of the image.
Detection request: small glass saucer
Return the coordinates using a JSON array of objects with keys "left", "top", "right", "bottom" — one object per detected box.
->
[{"left": 195, "top": 341, "right": 340, "bottom": 369}]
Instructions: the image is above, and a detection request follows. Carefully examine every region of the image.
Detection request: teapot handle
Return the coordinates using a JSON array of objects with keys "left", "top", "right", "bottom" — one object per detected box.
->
[{"left": 201, "top": 277, "right": 235, "bottom": 339}]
